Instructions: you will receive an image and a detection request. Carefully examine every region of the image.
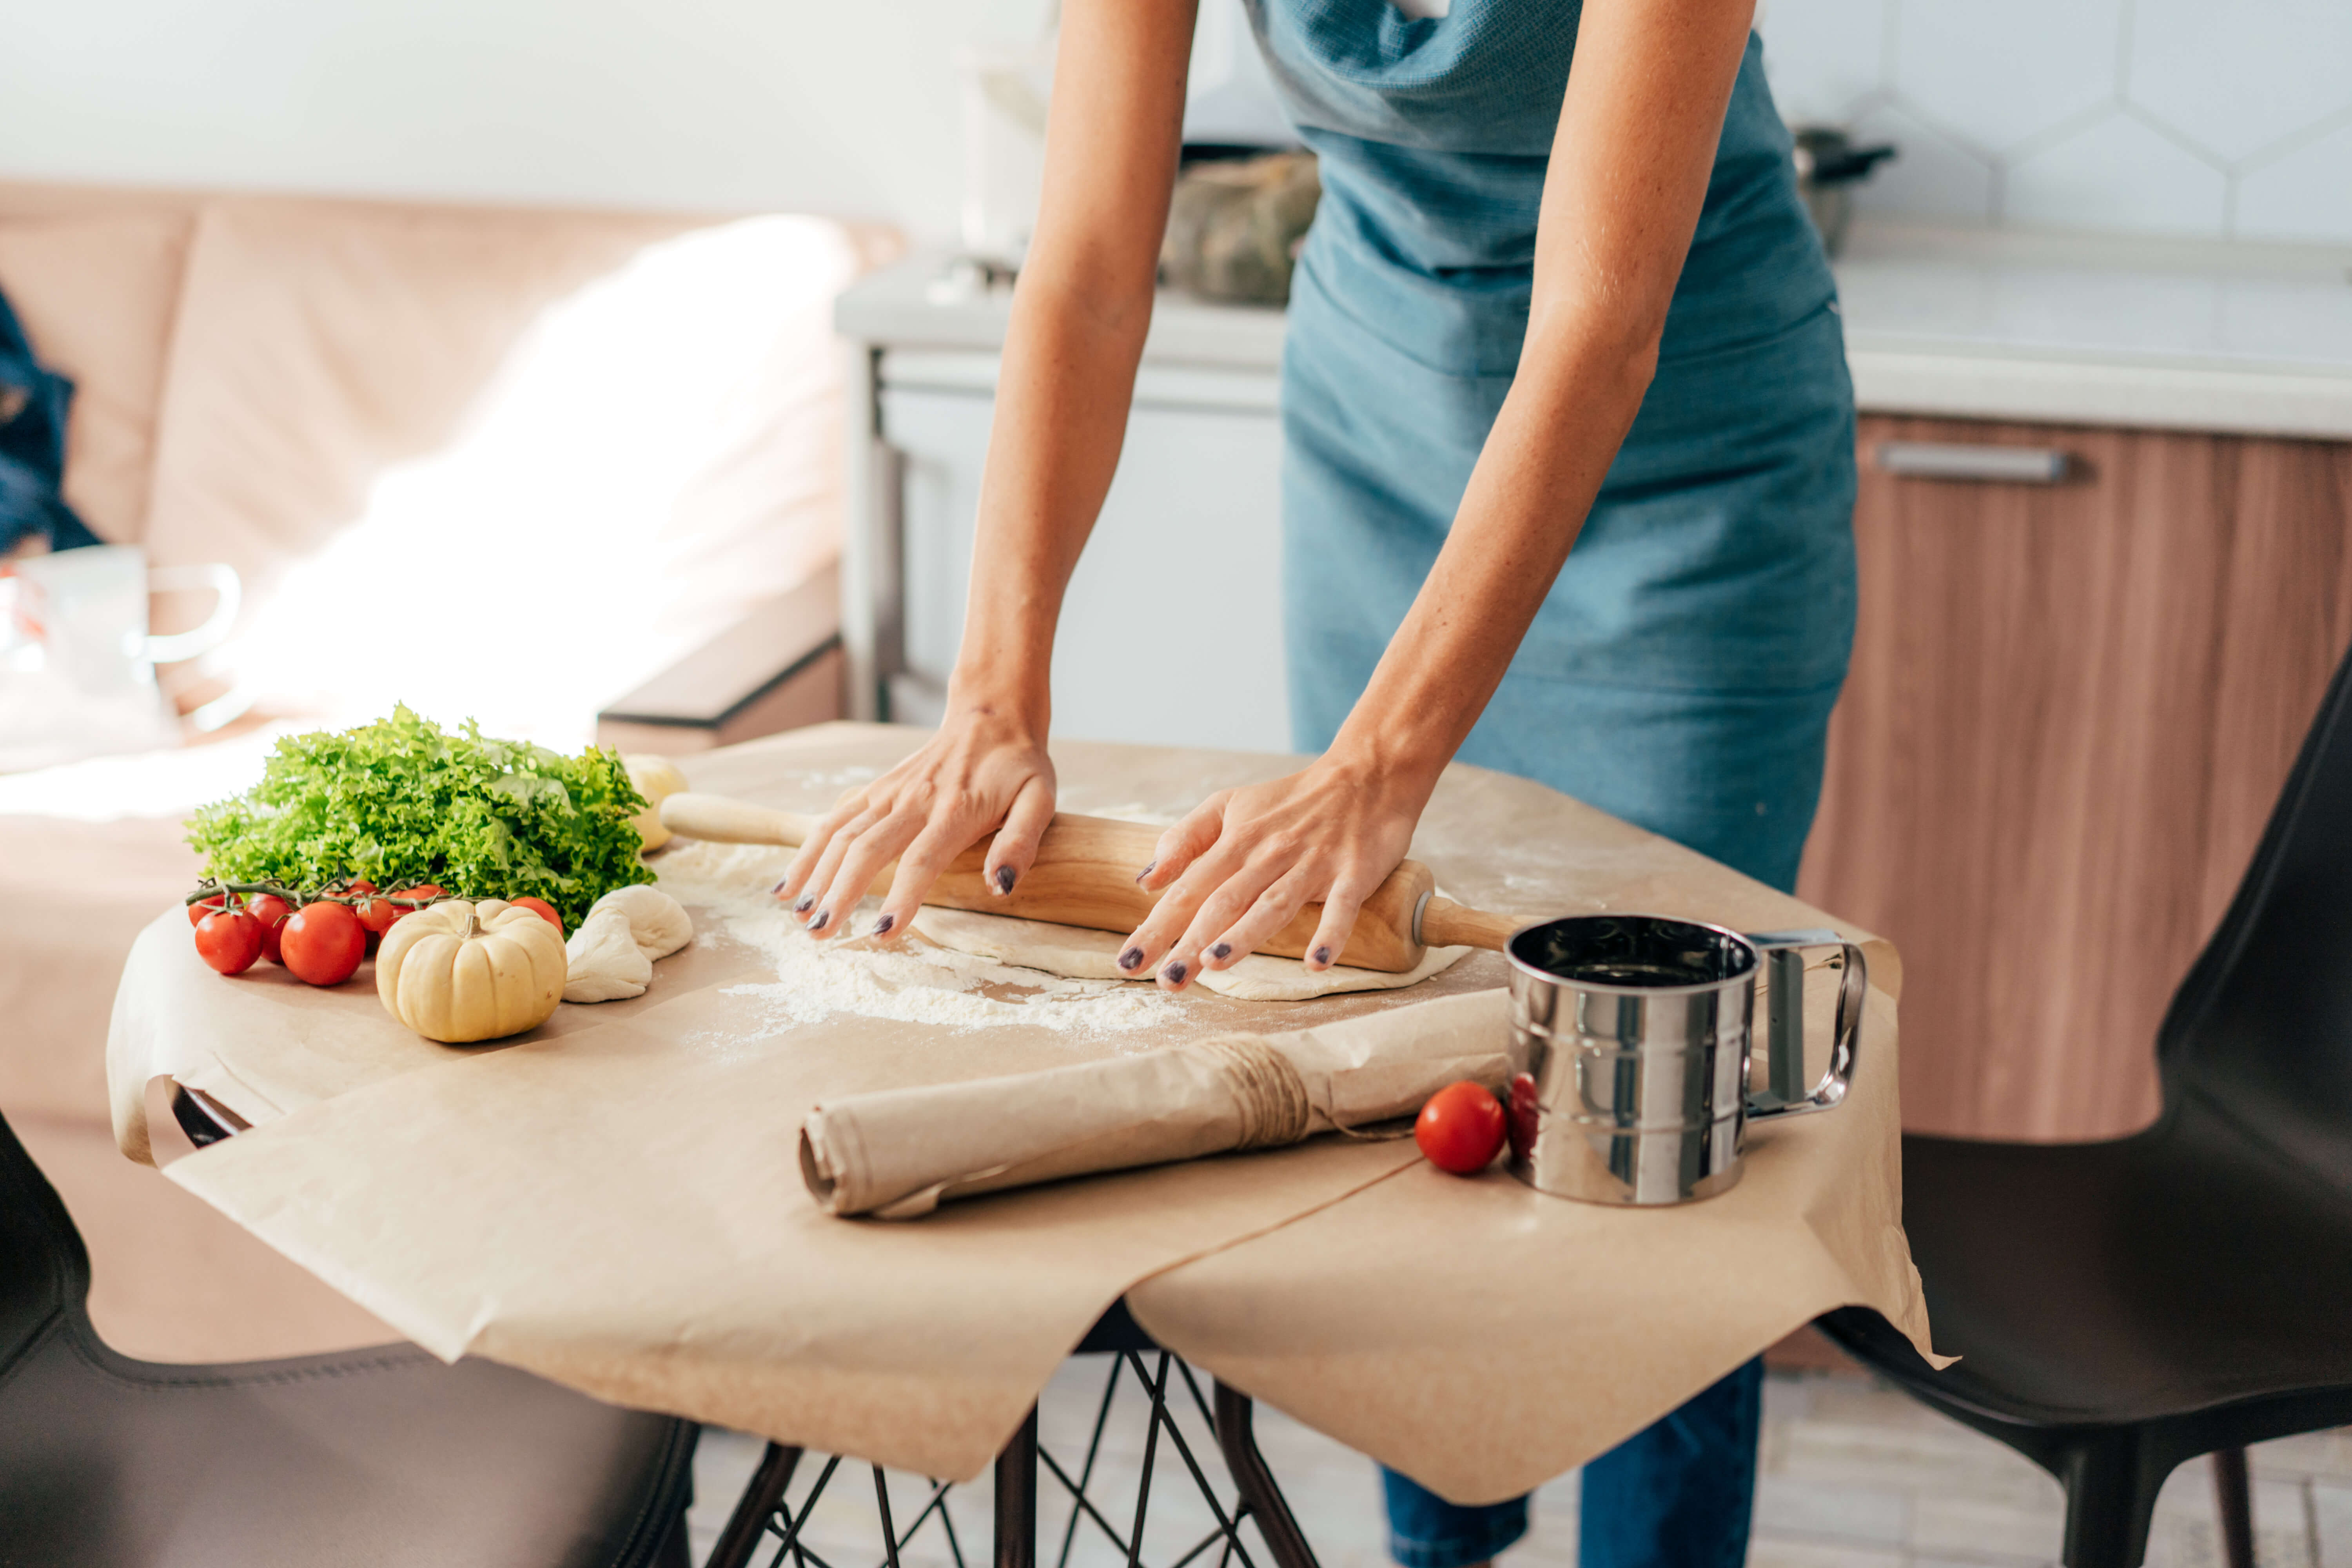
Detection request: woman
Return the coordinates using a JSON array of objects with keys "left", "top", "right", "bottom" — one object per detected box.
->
[{"left": 777, "top": 0, "right": 1852, "bottom": 1561}]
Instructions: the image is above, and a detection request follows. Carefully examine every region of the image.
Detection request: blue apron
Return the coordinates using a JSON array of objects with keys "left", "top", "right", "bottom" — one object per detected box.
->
[
  {"left": 1244, "top": 7, "right": 1849, "bottom": 1564},
  {"left": 1254, "top": 2, "right": 1857, "bottom": 894}
]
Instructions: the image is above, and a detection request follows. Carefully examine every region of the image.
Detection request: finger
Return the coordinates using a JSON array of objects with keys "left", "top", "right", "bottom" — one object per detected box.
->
[
  {"left": 773, "top": 795, "right": 870, "bottom": 906},
  {"left": 792, "top": 799, "right": 892, "bottom": 922},
  {"left": 984, "top": 777, "right": 1056, "bottom": 898},
  {"left": 1200, "top": 865, "right": 1321, "bottom": 971},
  {"left": 1301, "top": 872, "right": 1379, "bottom": 971},
  {"left": 873, "top": 817, "right": 983, "bottom": 940},
  {"left": 1138, "top": 793, "right": 1229, "bottom": 893},
  {"left": 1171, "top": 859, "right": 1301, "bottom": 979},
  {"left": 1121, "top": 847, "right": 1254, "bottom": 988},
  {"left": 808, "top": 810, "right": 926, "bottom": 938}
]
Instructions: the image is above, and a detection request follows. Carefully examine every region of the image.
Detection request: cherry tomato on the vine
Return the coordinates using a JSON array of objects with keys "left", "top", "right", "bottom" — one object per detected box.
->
[
  {"left": 1415, "top": 1081, "right": 1507, "bottom": 1175},
  {"left": 244, "top": 893, "right": 294, "bottom": 964},
  {"left": 188, "top": 894, "right": 227, "bottom": 927},
  {"left": 510, "top": 896, "right": 563, "bottom": 934},
  {"left": 394, "top": 884, "right": 445, "bottom": 904},
  {"left": 349, "top": 882, "right": 399, "bottom": 951},
  {"left": 194, "top": 909, "right": 263, "bottom": 975},
  {"left": 280, "top": 901, "right": 366, "bottom": 987}
]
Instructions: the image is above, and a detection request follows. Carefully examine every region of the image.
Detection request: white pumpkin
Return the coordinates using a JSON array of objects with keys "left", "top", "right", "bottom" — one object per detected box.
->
[
  {"left": 622, "top": 754, "right": 688, "bottom": 853},
  {"left": 377, "top": 899, "right": 569, "bottom": 1044}
]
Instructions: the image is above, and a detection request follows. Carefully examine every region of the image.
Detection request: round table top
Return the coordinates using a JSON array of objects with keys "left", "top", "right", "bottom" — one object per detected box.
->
[{"left": 112, "top": 722, "right": 1931, "bottom": 1499}]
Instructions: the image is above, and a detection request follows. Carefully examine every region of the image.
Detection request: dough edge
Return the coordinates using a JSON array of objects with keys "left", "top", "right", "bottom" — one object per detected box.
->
[{"left": 909, "top": 906, "right": 1469, "bottom": 1000}]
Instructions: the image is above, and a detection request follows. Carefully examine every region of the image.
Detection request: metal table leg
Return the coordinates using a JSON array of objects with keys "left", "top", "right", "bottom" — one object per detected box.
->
[
  {"left": 708, "top": 1442, "right": 804, "bottom": 1568},
  {"left": 703, "top": 1309, "right": 1322, "bottom": 1568},
  {"left": 1213, "top": 1383, "right": 1322, "bottom": 1568},
  {"left": 996, "top": 1406, "right": 1038, "bottom": 1568}
]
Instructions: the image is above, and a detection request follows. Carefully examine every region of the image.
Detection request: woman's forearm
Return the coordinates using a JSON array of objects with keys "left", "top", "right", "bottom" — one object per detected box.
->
[
  {"left": 1326, "top": 0, "right": 1755, "bottom": 800},
  {"left": 948, "top": 0, "right": 1197, "bottom": 726},
  {"left": 1327, "top": 328, "right": 1657, "bottom": 795},
  {"left": 951, "top": 259, "right": 1156, "bottom": 722}
]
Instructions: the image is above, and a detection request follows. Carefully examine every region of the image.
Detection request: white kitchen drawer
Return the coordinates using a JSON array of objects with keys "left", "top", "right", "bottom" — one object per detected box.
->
[{"left": 880, "top": 384, "right": 1292, "bottom": 754}]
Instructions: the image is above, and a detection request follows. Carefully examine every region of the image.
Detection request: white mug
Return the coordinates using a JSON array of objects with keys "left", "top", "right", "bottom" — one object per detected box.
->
[{"left": 0, "top": 544, "right": 241, "bottom": 773}]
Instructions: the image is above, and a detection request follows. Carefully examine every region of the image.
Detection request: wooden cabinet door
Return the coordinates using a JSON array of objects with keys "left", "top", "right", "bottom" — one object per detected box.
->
[{"left": 1798, "top": 416, "right": 2352, "bottom": 1140}]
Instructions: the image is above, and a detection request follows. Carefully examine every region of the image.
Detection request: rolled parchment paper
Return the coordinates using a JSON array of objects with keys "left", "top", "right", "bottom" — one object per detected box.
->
[{"left": 801, "top": 989, "right": 1510, "bottom": 1219}]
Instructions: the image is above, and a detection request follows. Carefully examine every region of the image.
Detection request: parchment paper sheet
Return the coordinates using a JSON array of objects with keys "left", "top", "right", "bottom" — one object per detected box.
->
[{"left": 115, "top": 722, "right": 1936, "bottom": 1496}]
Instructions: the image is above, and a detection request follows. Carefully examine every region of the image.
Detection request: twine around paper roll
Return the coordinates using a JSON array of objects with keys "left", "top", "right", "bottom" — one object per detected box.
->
[{"left": 1184, "top": 1034, "right": 1314, "bottom": 1149}]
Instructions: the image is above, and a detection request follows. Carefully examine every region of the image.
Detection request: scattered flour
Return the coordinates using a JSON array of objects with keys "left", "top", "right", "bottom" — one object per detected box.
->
[{"left": 650, "top": 839, "right": 1179, "bottom": 1040}]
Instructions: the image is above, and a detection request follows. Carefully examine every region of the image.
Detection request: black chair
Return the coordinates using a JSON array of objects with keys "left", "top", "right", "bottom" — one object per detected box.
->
[
  {"left": 1823, "top": 642, "right": 2352, "bottom": 1568},
  {"left": 0, "top": 1107, "right": 698, "bottom": 1566}
]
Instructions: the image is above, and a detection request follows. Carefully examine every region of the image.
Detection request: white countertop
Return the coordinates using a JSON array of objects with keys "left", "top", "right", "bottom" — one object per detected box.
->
[
  {"left": 840, "top": 227, "right": 2352, "bottom": 440},
  {"left": 1836, "top": 223, "right": 2352, "bottom": 439}
]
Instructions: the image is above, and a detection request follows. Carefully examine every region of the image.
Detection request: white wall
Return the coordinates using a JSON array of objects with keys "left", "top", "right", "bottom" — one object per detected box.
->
[
  {"left": 0, "top": 0, "right": 1048, "bottom": 239},
  {"left": 1759, "top": 0, "right": 2352, "bottom": 244}
]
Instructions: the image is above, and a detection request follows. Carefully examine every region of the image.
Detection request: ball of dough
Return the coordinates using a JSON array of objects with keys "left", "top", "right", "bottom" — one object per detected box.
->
[
  {"left": 563, "top": 906, "right": 654, "bottom": 1003},
  {"left": 623, "top": 754, "right": 689, "bottom": 853},
  {"left": 592, "top": 884, "right": 693, "bottom": 960}
]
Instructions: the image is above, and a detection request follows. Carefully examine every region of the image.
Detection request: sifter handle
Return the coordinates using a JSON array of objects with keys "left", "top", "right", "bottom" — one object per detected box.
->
[{"left": 1742, "top": 929, "right": 1866, "bottom": 1120}]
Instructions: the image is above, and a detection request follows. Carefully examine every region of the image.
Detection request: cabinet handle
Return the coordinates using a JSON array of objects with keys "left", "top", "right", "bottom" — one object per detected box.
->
[{"left": 1875, "top": 441, "right": 2070, "bottom": 484}]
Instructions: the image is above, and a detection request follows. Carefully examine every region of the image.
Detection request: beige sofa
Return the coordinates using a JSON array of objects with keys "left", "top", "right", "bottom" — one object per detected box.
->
[{"left": 0, "top": 179, "right": 890, "bottom": 1360}]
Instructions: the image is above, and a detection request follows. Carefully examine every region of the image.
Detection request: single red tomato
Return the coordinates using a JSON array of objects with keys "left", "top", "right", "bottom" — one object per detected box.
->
[
  {"left": 188, "top": 893, "right": 227, "bottom": 927},
  {"left": 1415, "top": 1081, "right": 1507, "bottom": 1175},
  {"left": 245, "top": 893, "right": 294, "bottom": 964},
  {"left": 280, "top": 901, "right": 366, "bottom": 986},
  {"left": 344, "top": 879, "right": 378, "bottom": 895},
  {"left": 350, "top": 886, "right": 399, "bottom": 951},
  {"left": 393, "top": 883, "right": 445, "bottom": 905},
  {"left": 509, "top": 895, "right": 563, "bottom": 934},
  {"left": 194, "top": 908, "right": 263, "bottom": 975}
]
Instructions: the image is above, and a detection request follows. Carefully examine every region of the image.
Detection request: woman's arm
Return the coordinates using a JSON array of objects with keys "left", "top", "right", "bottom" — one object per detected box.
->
[
  {"left": 1125, "top": 0, "right": 1762, "bottom": 987},
  {"left": 775, "top": 0, "right": 1198, "bottom": 935}
]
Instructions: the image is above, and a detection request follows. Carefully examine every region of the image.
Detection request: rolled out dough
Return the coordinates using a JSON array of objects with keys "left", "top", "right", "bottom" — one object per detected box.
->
[{"left": 909, "top": 906, "right": 1470, "bottom": 1001}]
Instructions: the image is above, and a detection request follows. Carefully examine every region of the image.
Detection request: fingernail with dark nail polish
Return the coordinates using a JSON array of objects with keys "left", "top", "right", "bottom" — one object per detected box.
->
[
  {"left": 1135, "top": 862, "right": 1155, "bottom": 885},
  {"left": 872, "top": 914, "right": 894, "bottom": 936},
  {"left": 810, "top": 911, "right": 830, "bottom": 932},
  {"left": 1210, "top": 942, "right": 1232, "bottom": 960},
  {"left": 995, "top": 866, "right": 1016, "bottom": 894},
  {"left": 1163, "top": 962, "right": 1187, "bottom": 984},
  {"left": 1312, "top": 946, "right": 1332, "bottom": 965},
  {"left": 1119, "top": 947, "right": 1145, "bottom": 971},
  {"left": 772, "top": 880, "right": 790, "bottom": 897},
  {"left": 795, "top": 897, "right": 814, "bottom": 914}
]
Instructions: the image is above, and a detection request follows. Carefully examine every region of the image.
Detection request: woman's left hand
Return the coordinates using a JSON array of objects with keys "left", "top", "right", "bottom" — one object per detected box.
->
[{"left": 1115, "top": 756, "right": 1431, "bottom": 990}]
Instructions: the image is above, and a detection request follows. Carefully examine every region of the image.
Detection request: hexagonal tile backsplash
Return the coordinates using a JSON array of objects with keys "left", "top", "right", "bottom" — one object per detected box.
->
[{"left": 1757, "top": 0, "right": 2352, "bottom": 244}]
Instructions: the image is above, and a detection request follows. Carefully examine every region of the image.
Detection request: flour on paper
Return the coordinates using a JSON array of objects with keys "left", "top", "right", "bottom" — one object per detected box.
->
[
  {"left": 650, "top": 840, "right": 1175, "bottom": 1038},
  {"left": 649, "top": 837, "right": 1467, "bottom": 1030},
  {"left": 910, "top": 907, "right": 1471, "bottom": 1000}
]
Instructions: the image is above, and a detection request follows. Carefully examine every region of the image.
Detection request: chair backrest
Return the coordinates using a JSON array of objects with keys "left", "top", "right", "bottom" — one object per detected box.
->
[
  {"left": 2160, "top": 639, "right": 2352, "bottom": 1181},
  {"left": 0, "top": 1108, "right": 89, "bottom": 1367}
]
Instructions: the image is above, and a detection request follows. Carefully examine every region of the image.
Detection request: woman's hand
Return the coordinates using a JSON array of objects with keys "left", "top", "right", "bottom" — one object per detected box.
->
[
  {"left": 771, "top": 697, "right": 1056, "bottom": 940},
  {"left": 1115, "top": 756, "right": 1431, "bottom": 991}
]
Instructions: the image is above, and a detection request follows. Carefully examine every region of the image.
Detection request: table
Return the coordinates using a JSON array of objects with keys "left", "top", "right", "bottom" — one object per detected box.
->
[
  {"left": 169, "top": 1083, "right": 1327, "bottom": 1568},
  {"left": 113, "top": 724, "right": 1935, "bottom": 1522}
]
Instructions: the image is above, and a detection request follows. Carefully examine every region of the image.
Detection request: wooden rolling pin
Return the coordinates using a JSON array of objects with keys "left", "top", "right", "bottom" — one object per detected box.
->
[{"left": 658, "top": 791, "right": 1520, "bottom": 973}]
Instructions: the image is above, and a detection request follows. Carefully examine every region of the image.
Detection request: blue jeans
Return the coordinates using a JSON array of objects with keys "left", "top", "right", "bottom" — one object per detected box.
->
[{"left": 1381, "top": 1359, "right": 1765, "bottom": 1568}]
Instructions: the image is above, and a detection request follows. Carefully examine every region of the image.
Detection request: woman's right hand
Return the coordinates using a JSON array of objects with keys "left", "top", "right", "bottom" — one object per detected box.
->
[{"left": 770, "top": 696, "right": 1057, "bottom": 942}]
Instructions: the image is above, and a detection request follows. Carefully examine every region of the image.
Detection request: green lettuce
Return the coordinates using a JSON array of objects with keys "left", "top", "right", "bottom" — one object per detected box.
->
[{"left": 187, "top": 706, "right": 653, "bottom": 927}]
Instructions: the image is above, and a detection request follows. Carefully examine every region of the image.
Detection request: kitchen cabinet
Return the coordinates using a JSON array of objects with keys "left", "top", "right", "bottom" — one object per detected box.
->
[
  {"left": 879, "top": 360, "right": 1289, "bottom": 752},
  {"left": 1798, "top": 415, "right": 2352, "bottom": 1140},
  {"left": 835, "top": 259, "right": 1293, "bottom": 755}
]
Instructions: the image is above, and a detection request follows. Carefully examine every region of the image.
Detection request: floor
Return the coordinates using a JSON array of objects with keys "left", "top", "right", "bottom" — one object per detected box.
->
[{"left": 688, "top": 1362, "right": 2352, "bottom": 1568}]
